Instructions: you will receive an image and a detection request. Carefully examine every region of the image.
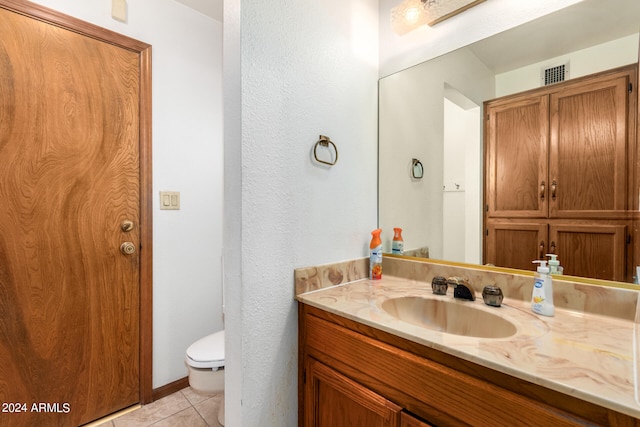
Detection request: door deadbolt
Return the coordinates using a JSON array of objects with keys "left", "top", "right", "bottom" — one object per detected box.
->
[
  {"left": 120, "top": 242, "right": 136, "bottom": 255},
  {"left": 121, "top": 220, "right": 134, "bottom": 232}
]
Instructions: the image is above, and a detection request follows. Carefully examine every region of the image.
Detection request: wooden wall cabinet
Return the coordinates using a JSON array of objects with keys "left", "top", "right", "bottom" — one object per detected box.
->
[
  {"left": 298, "top": 304, "right": 639, "bottom": 426},
  {"left": 484, "top": 65, "right": 637, "bottom": 280},
  {"left": 486, "top": 220, "right": 629, "bottom": 280}
]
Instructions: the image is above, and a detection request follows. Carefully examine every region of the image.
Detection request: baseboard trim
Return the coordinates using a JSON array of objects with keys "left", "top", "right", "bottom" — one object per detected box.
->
[{"left": 152, "top": 376, "right": 189, "bottom": 401}]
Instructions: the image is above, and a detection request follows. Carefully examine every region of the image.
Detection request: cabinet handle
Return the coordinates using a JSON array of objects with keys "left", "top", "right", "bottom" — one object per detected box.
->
[
  {"left": 540, "top": 181, "right": 545, "bottom": 200},
  {"left": 539, "top": 240, "right": 545, "bottom": 259},
  {"left": 551, "top": 179, "right": 557, "bottom": 200}
]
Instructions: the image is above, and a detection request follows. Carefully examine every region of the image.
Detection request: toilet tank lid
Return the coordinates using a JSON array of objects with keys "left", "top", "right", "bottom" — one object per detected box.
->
[{"left": 186, "top": 330, "right": 225, "bottom": 364}]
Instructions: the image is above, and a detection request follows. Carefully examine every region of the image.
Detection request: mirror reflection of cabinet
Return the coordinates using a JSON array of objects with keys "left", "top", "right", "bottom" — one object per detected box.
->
[
  {"left": 484, "top": 65, "right": 637, "bottom": 281},
  {"left": 485, "top": 220, "right": 628, "bottom": 280}
]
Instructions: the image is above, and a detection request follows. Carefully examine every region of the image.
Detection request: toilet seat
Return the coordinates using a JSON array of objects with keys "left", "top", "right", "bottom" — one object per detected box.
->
[{"left": 186, "top": 330, "right": 225, "bottom": 369}]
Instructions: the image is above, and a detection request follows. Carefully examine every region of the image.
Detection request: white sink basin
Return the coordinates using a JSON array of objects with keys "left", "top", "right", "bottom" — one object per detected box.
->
[{"left": 380, "top": 296, "right": 518, "bottom": 339}]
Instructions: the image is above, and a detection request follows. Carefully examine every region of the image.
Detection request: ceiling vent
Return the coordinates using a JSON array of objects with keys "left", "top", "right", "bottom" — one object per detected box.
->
[{"left": 541, "top": 63, "right": 569, "bottom": 86}]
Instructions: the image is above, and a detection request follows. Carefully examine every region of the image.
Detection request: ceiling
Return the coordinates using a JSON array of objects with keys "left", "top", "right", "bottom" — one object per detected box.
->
[
  {"left": 172, "top": 0, "right": 640, "bottom": 74},
  {"left": 469, "top": 0, "right": 640, "bottom": 73},
  {"left": 174, "top": 0, "right": 223, "bottom": 22}
]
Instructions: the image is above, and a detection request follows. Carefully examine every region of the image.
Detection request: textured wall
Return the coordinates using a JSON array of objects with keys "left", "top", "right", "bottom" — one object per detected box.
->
[{"left": 223, "top": 0, "right": 379, "bottom": 425}]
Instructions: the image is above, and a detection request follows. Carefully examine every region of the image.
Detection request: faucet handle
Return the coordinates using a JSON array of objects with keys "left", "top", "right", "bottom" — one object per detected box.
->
[
  {"left": 482, "top": 285, "right": 503, "bottom": 307},
  {"left": 431, "top": 276, "right": 448, "bottom": 295}
]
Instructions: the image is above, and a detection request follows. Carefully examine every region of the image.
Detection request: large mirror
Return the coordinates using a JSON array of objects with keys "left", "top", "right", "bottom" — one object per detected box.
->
[{"left": 379, "top": 0, "right": 640, "bottom": 282}]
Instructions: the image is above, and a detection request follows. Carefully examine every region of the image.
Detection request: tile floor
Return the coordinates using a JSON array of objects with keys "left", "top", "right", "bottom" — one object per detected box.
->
[{"left": 94, "top": 388, "right": 223, "bottom": 427}]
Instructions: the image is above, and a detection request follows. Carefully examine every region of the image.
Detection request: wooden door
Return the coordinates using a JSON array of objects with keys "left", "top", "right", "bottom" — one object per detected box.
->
[
  {"left": 550, "top": 223, "right": 628, "bottom": 281},
  {"left": 485, "top": 220, "right": 548, "bottom": 270},
  {"left": 0, "top": 2, "right": 152, "bottom": 426},
  {"left": 304, "top": 358, "right": 401, "bottom": 427},
  {"left": 549, "top": 67, "right": 635, "bottom": 218},
  {"left": 485, "top": 94, "right": 549, "bottom": 218}
]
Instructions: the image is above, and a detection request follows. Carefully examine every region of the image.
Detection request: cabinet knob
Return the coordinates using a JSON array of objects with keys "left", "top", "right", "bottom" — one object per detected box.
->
[{"left": 540, "top": 181, "right": 546, "bottom": 200}]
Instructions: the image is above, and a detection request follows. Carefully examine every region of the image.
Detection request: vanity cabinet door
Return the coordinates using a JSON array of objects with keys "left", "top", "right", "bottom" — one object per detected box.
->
[
  {"left": 549, "top": 68, "right": 634, "bottom": 219},
  {"left": 304, "top": 357, "right": 401, "bottom": 427},
  {"left": 485, "top": 94, "right": 549, "bottom": 219},
  {"left": 401, "top": 412, "right": 435, "bottom": 427},
  {"left": 485, "top": 220, "right": 548, "bottom": 271},
  {"left": 549, "top": 223, "right": 628, "bottom": 281}
]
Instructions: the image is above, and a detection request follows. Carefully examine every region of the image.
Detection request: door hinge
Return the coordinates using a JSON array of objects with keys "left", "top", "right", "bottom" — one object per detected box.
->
[
  {"left": 485, "top": 204, "right": 489, "bottom": 212},
  {"left": 486, "top": 228, "right": 489, "bottom": 236},
  {"left": 629, "top": 83, "right": 633, "bottom": 93},
  {"left": 303, "top": 369, "right": 306, "bottom": 384},
  {"left": 627, "top": 234, "right": 632, "bottom": 244}
]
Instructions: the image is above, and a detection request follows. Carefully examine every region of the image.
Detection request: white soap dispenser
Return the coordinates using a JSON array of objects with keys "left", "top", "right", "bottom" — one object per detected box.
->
[
  {"left": 546, "top": 254, "right": 563, "bottom": 275},
  {"left": 531, "top": 260, "right": 555, "bottom": 317}
]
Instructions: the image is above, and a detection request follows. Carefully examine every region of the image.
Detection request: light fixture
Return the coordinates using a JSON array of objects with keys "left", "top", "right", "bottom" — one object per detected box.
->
[
  {"left": 404, "top": 7, "right": 421, "bottom": 23},
  {"left": 391, "top": 0, "right": 487, "bottom": 36}
]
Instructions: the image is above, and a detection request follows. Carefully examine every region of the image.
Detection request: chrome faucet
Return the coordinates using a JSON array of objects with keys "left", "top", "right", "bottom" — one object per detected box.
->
[{"left": 446, "top": 277, "right": 476, "bottom": 301}]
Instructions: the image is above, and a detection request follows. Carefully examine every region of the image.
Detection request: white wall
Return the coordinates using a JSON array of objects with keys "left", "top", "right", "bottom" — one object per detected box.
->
[
  {"left": 379, "top": 47, "right": 494, "bottom": 258},
  {"left": 223, "top": 0, "right": 379, "bottom": 424},
  {"left": 29, "top": 0, "right": 224, "bottom": 389},
  {"left": 496, "top": 33, "right": 640, "bottom": 96},
  {"left": 442, "top": 97, "right": 481, "bottom": 264},
  {"left": 379, "top": 0, "right": 582, "bottom": 78}
]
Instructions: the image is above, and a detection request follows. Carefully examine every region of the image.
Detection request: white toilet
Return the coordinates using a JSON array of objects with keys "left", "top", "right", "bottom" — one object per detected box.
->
[{"left": 185, "top": 329, "right": 225, "bottom": 425}]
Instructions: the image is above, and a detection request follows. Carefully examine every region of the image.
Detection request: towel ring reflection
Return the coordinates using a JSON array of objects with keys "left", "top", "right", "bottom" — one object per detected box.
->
[
  {"left": 412, "top": 158, "right": 423, "bottom": 179},
  {"left": 313, "top": 135, "right": 338, "bottom": 166}
]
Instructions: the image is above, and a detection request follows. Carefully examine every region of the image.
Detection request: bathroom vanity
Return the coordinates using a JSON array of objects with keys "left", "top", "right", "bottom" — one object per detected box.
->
[{"left": 296, "top": 259, "right": 640, "bottom": 426}]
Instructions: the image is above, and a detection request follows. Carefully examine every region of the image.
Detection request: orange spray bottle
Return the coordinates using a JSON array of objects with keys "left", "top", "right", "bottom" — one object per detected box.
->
[
  {"left": 369, "top": 229, "right": 383, "bottom": 280},
  {"left": 392, "top": 227, "right": 404, "bottom": 255}
]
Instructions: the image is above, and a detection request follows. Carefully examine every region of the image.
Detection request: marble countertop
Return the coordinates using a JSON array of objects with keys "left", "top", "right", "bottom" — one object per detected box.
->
[{"left": 297, "top": 275, "right": 640, "bottom": 419}]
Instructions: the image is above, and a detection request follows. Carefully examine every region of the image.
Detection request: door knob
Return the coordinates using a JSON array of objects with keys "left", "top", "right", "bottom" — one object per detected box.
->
[
  {"left": 120, "top": 242, "right": 136, "bottom": 255},
  {"left": 121, "top": 220, "right": 134, "bottom": 232}
]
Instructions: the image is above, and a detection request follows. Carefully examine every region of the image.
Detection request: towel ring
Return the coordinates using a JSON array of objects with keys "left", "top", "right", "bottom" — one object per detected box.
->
[
  {"left": 313, "top": 135, "right": 338, "bottom": 166},
  {"left": 411, "top": 158, "right": 423, "bottom": 179}
]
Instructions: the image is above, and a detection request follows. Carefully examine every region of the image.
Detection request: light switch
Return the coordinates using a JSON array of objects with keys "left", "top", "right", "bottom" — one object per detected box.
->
[
  {"left": 160, "top": 191, "right": 180, "bottom": 210},
  {"left": 112, "top": 0, "right": 127, "bottom": 22}
]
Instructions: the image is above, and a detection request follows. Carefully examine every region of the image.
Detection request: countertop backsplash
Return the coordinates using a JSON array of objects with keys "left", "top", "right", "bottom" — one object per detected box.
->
[{"left": 295, "top": 256, "right": 639, "bottom": 322}]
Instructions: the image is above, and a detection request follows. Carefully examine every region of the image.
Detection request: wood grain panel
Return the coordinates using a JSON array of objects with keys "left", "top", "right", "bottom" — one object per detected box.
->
[
  {"left": 486, "top": 94, "right": 548, "bottom": 218},
  {"left": 401, "top": 412, "right": 434, "bottom": 427},
  {"left": 550, "top": 223, "right": 627, "bottom": 281},
  {"left": 549, "top": 70, "right": 632, "bottom": 217},
  {"left": 486, "top": 220, "right": 548, "bottom": 269},
  {"left": 306, "top": 358, "right": 401, "bottom": 427},
  {"left": 0, "top": 4, "right": 147, "bottom": 425}
]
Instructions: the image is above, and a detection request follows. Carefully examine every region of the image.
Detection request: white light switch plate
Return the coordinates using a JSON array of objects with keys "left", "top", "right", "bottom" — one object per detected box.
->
[{"left": 160, "top": 191, "right": 180, "bottom": 210}]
